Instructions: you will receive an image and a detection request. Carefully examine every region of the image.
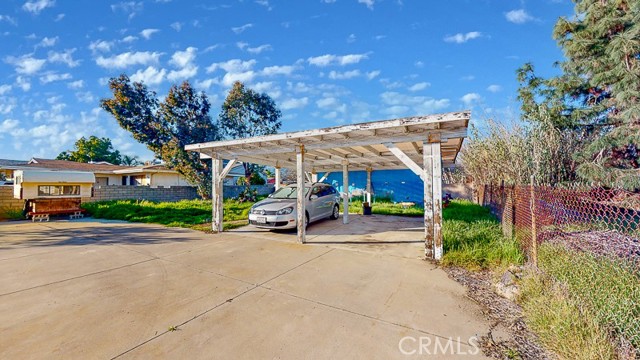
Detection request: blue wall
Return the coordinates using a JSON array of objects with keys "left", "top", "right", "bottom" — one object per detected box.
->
[{"left": 321, "top": 169, "right": 424, "bottom": 205}]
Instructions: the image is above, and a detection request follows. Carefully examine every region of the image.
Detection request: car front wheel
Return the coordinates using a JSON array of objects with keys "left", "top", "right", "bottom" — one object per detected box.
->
[{"left": 330, "top": 204, "right": 339, "bottom": 220}]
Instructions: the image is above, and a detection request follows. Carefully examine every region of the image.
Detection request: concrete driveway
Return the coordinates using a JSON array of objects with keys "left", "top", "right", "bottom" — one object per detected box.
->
[{"left": 0, "top": 218, "right": 491, "bottom": 359}]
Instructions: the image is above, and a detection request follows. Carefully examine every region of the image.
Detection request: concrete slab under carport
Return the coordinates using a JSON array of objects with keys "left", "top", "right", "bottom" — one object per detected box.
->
[
  {"left": 0, "top": 219, "right": 491, "bottom": 359},
  {"left": 232, "top": 214, "right": 425, "bottom": 259}
]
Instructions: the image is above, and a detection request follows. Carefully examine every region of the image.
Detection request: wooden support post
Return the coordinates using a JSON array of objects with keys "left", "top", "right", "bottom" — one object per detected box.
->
[
  {"left": 431, "top": 142, "right": 443, "bottom": 260},
  {"left": 342, "top": 160, "right": 349, "bottom": 224},
  {"left": 366, "top": 167, "right": 372, "bottom": 196},
  {"left": 311, "top": 170, "right": 318, "bottom": 183},
  {"left": 296, "top": 146, "right": 306, "bottom": 243},
  {"left": 211, "top": 156, "right": 224, "bottom": 233},
  {"left": 275, "top": 167, "right": 281, "bottom": 191},
  {"left": 423, "top": 142, "right": 434, "bottom": 258},
  {"left": 530, "top": 175, "right": 538, "bottom": 267}
]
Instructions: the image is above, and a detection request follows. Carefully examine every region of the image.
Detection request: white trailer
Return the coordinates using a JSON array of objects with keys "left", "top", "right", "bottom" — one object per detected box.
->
[{"left": 13, "top": 170, "right": 95, "bottom": 221}]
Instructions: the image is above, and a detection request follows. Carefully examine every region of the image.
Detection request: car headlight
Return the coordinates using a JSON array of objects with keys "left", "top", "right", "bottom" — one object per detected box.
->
[{"left": 276, "top": 207, "right": 294, "bottom": 215}]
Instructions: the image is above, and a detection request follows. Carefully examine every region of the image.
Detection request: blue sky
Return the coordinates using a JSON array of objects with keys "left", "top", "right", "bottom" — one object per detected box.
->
[{"left": 0, "top": 0, "right": 575, "bottom": 161}]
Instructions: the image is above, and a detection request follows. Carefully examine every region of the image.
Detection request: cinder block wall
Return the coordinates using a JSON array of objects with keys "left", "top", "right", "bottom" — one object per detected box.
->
[
  {"left": 0, "top": 186, "right": 25, "bottom": 218},
  {"left": 86, "top": 185, "right": 200, "bottom": 203}
]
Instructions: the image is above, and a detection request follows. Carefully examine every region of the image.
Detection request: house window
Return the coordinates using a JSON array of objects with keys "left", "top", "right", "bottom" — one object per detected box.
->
[{"left": 37, "top": 185, "right": 80, "bottom": 196}]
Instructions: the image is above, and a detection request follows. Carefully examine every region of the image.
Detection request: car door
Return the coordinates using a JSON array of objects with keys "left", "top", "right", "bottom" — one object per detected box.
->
[
  {"left": 308, "top": 185, "right": 323, "bottom": 221},
  {"left": 317, "top": 185, "right": 335, "bottom": 218}
]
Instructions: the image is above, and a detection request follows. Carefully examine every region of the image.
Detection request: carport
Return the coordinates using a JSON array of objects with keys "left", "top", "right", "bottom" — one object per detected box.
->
[{"left": 185, "top": 111, "right": 469, "bottom": 260}]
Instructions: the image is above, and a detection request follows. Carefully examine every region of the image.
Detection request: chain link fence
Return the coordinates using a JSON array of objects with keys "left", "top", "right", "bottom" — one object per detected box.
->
[{"left": 478, "top": 181, "right": 640, "bottom": 355}]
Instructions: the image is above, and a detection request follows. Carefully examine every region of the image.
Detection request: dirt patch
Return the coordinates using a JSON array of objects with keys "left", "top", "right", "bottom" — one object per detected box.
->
[{"left": 444, "top": 266, "right": 553, "bottom": 359}]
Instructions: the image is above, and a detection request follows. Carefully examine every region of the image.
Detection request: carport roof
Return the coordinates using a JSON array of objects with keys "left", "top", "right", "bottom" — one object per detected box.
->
[{"left": 185, "top": 111, "right": 470, "bottom": 171}]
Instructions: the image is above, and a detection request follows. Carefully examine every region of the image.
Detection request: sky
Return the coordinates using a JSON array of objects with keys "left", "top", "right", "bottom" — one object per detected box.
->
[{"left": 0, "top": 0, "right": 576, "bottom": 161}]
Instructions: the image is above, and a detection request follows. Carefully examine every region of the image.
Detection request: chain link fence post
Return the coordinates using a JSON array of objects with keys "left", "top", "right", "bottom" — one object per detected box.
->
[{"left": 529, "top": 175, "right": 538, "bottom": 267}]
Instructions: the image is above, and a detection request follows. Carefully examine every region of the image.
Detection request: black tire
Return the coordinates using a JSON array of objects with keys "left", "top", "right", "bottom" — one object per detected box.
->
[
  {"left": 330, "top": 205, "right": 339, "bottom": 220},
  {"left": 305, "top": 212, "right": 310, "bottom": 228}
]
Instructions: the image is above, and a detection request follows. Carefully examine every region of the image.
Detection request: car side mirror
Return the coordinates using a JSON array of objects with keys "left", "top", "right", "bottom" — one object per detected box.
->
[{"left": 310, "top": 195, "right": 318, "bottom": 200}]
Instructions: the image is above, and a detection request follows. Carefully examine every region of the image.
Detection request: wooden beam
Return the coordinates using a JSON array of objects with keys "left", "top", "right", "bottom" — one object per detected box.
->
[
  {"left": 219, "top": 159, "right": 237, "bottom": 179},
  {"left": 319, "top": 171, "right": 331, "bottom": 183},
  {"left": 384, "top": 142, "right": 425, "bottom": 181},
  {"left": 411, "top": 142, "right": 422, "bottom": 155},
  {"left": 296, "top": 145, "right": 306, "bottom": 244}
]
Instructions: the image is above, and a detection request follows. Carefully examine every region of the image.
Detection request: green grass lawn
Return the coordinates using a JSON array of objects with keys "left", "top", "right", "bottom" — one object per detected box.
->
[
  {"left": 82, "top": 198, "right": 255, "bottom": 232},
  {"left": 83, "top": 197, "right": 521, "bottom": 270}
]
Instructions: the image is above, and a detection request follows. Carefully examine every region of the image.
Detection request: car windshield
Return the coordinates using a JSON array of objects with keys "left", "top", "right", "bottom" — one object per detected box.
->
[{"left": 270, "top": 186, "right": 310, "bottom": 199}]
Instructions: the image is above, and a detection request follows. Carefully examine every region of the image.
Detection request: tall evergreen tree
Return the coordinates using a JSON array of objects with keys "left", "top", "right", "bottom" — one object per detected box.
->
[
  {"left": 101, "top": 75, "right": 220, "bottom": 198},
  {"left": 218, "top": 81, "right": 282, "bottom": 184},
  {"left": 518, "top": 0, "right": 640, "bottom": 189}
]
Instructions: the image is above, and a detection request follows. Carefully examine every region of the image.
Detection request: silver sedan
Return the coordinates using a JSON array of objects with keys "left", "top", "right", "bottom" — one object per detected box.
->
[{"left": 248, "top": 183, "right": 341, "bottom": 229}]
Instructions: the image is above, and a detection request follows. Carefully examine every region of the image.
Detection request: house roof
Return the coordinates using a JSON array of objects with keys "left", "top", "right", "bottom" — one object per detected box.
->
[
  {"left": 0, "top": 159, "right": 28, "bottom": 167},
  {"left": 27, "top": 158, "right": 127, "bottom": 172}
]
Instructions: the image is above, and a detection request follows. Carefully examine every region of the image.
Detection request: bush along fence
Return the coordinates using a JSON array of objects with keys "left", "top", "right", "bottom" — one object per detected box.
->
[{"left": 478, "top": 180, "right": 640, "bottom": 355}]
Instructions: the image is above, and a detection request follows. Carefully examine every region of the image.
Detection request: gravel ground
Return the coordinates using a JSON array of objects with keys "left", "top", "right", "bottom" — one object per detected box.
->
[{"left": 444, "top": 266, "right": 553, "bottom": 360}]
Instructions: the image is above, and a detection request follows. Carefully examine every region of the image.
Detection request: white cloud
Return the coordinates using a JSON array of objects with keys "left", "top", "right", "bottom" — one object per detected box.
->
[
  {"left": 460, "top": 75, "right": 475, "bottom": 81},
  {"left": 0, "top": 97, "right": 17, "bottom": 114},
  {"left": 281, "top": 97, "right": 309, "bottom": 110},
  {"left": 67, "top": 80, "right": 84, "bottom": 89},
  {"left": 487, "top": 84, "right": 502, "bottom": 93},
  {"left": 170, "top": 22, "right": 183, "bottom": 32},
  {"left": 221, "top": 71, "right": 256, "bottom": 87},
  {"left": 88, "top": 40, "right": 114, "bottom": 54},
  {"left": 39, "top": 72, "right": 72, "bottom": 84},
  {"left": 54, "top": 13, "right": 64, "bottom": 21},
  {"left": 169, "top": 47, "right": 197, "bottom": 68},
  {"left": 347, "top": 33, "right": 356, "bottom": 43},
  {"left": 130, "top": 66, "right": 166, "bottom": 85},
  {"left": 255, "top": 0, "right": 271, "bottom": 10},
  {"left": 111, "top": 1, "right": 143, "bottom": 19},
  {"left": 358, "top": 0, "right": 375, "bottom": 10},
  {"left": 75, "top": 91, "right": 95, "bottom": 103},
  {"left": 261, "top": 65, "right": 295, "bottom": 76},
  {"left": 366, "top": 70, "right": 381, "bottom": 80},
  {"left": 22, "top": 0, "right": 55, "bottom": 15},
  {"left": 140, "top": 28, "right": 159, "bottom": 39},
  {"left": 232, "top": 23, "right": 253, "bottom": 34},
  {"left": 328, "top": 69, "right": 361, "bottom": 80},
  {"left": 307, "top": 53, "right": 369, "bottom": 67},
  {"left": 461, "top": 92, "right": 482, "bottom": 106},
  {"left": 380, "top": 91, "right": 450, "bottom": 116},
  {"left": 5, "top": 55, "right": 46, "bottom": 75},
  {"left": 121, "top": 35, "right": 138, "bottom": 43},
  {"left": 48, "top": 48, "right": 80, "bottom": 67},
  {"left": 247, "top": 44, "right": 272, "bottom": 54},
  {"left": 15, "top": 76, "right": 31, "bottom": 91},
  {"left": 236, "top": 42, "right": 248, "bottom": 50},
  {"left": 505, "top": 9, "right": 535, "bottom": 24},
  {"left": 408, "top": 82, "right": 430, "bottom": 92},
  {"left": 444, "top": 31, "right": 481, "bottom": 44},
  {"left": 0, "top": 84, "right": 11, "bottom": 95},
  {"left": 316, "top": 97, "right": 338, "bottom": 108},
  {"left": 38, "top": 36, "right": 58, "bottom": 47},
  {"left": 95, "top": 51, "right": 162, "bottom": 69},
  {"left": 0, "top": 119, "right": 19, "bottom": 132},
  {"left": 207, "top": 59, "right": 256, "bottom": 73},
  {"left": 0, "top": 15, "right": 17, "bottom": 25},
  {"left": 167, "top": 65, "right": 198, "bottom": 82},
  {"left": 414, "top": 61, "right": 424, "bottom": 68}
]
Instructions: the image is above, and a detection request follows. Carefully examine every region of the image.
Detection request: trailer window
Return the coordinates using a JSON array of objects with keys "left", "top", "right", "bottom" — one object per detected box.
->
[{"left": 38, "top": 185, "right": 80, "bottom": 196}]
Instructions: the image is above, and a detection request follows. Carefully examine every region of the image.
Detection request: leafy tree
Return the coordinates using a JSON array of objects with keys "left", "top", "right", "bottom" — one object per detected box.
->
[
  {"left": 57, "top": 136, "right": 123, "bottom": 164},
  {"left": 518, "top": 0, "right": 640, "bottom": 189},
  {"left": 219, "top": 81, "right": 282, "bottom": 184},
  {"left": 120, "top": 155, "right": 140, "bottom": 166},
  {"left": 101, "top": 75, "right": 220, "bottom": 198}
]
